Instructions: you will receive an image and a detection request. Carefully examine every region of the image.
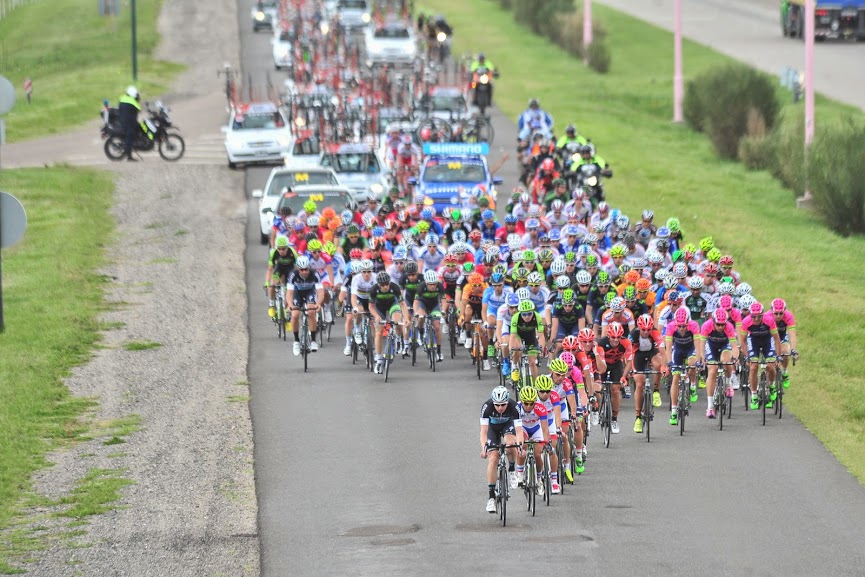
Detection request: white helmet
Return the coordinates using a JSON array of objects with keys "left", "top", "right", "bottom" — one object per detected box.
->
[
  {"left": 687, "top": 276, "right": 704, "bottom": 290},
  {"left": 295, "top": 256, "right": 311, "bottom": 269},
  {"left": 610, "top": 296, "right": 625, "bottom": 312},
  {"left": 516, "top": 287, "right": 531, "bottom": 301},
  {"left": 646, "top": 250, "right": 663, "bottom": 264},
  {"left": 491, "top": 386, "right": 510, "bottom": 404},
  {"left": 527, "top": 272, "right": 543, "bottom": 285},
  {"left": 555, "top": 276, "right": 571, "bottom": 289},
  {"left": 738, "top": 294, "right": 757, "bottom": 310},
  {"left": 126, "top": 85, "right": 139, "bottom": 99},
  {"left": 575, "top": 270, "right": 592, "bottom": 285},
  {"left": 350, "top": 261, "right": 362, "bottom": 274},
  {"left": 507, "top": 234, "right": 522, "bottom": 251},
  {"left": 360, "top": 259, "right": 374, "bottom": 271},
  {"left": 663, "top": 275, "right": 678, "bottom": 289},
  {"left": 736, "top": 282, "right": 752, "bottom": 297},
  {"left": 550, "top": 259, "right": 566, "bottom": 275},
  {"left": 423, "top": 270, "right": 439, "bottom": 284}
]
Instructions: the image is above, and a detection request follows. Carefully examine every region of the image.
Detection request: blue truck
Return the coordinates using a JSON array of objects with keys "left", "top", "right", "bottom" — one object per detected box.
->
[
  {"left": 782, "top": 0, "right": 865, "bottom": 40},
  {"left": 410, "top": 143, "right": 502, "bottom": 216}
]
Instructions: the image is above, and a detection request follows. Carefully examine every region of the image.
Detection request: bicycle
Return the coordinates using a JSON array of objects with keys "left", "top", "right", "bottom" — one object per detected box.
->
[
  {"left": 445, "top": 301, "right": 458, "bottom": 359},
  {"left": 633, "top": 369, "right": 660, "bottom": 443},
  {"left": 404, "top": 310, "right": 418, "bottom": 366},
  {"left": 555, "top": 435, "right": 566, "bottom": 494},
  {"left": 265, "top": 284, "right": 288, "bottom": 341},
  {"left": 540, "top": 443, "right": 553, "bottom": 506},
  {"left": 509, "top": 347, "right": 534, "bottom": 397},
  {"left": 598, "top": 380, "right": 615, "bottom": 448},
  {"left": 487, "top": 443, "right": 519, "bottom": 526},
  {"left": 470, "top": 319, "right": 484, "bottom": 380},
  {"left": 753, "top": 354, "right": 777, "bottom": 426},
  {"left": 521, "top": 440, "right": 540, "bottom": 516},
  {"left": 774, "top": 353, "right": 796, "bottom": 420},
  {"left": 421, "top": 314, "right": 438, "bottom": 372},
  {"left": 711, "top": 361, "right": 737, "bottom": 430},
  {"left": 670, "top": 365, "right": 690, "bottom": 436},
  {"left": 378, "top": 320, "right": 404, "bottom": 382},
  {"left": 292, "top": 306, "right": 313, "bottom": 372}
]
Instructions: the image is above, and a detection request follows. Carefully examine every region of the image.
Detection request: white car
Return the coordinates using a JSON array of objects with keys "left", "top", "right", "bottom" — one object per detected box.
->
[
  {"left": 251, "top": 0, "right": 278, "bottom": 31},
  {"left": 364, "top": 23, "right": 417, "bottom": 65},
  {"left": 336, "top": 0, "right": 370, "bottom": 30},
  {"left": 272, "top": 29, "right": 293, "bottom": 71},
  {"left": 223, "top": 102, "right": 293, "bottom": 169},
  {"left": 319, "top": 143, "right": 389, "bottom": 203},
  {"left": 252, "top": 166, "right": 341, "bottom": 244}
]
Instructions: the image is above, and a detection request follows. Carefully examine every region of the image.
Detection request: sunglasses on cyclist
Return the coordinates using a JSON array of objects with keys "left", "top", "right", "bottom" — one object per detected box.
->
[
  {"left": 276, "top": 246, "right": 289, "bottom": 251},
  {"left": 493, "top": 402, "right": 508, "bottom": 408},
  {"left": 361, "top": 270, "right": 372, "bottom": 274},
  {"left": 492, "top": 283, "right": 504, "bottom": 287},
  {"left": 520, "top": 311, "right": 534, "bottom": 318},
  {"left": 528, "top": 282, "right": 542, "bottom": 287},
  {"left": 522, "top": 402, "right": 535, "bottom": 407}
]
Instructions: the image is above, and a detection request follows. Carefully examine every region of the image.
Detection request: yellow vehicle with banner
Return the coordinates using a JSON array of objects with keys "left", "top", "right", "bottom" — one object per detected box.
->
[{"left": 781, "top": 0, "right": 865, "bottom": 40}]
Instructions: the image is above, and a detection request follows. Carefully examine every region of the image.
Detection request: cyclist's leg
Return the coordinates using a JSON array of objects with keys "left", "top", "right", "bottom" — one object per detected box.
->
[{"left": 431, "top": 309, "right": 443, "bottom": 351}]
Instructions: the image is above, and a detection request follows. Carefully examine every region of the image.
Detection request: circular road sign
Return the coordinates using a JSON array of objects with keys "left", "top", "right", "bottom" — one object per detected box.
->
[
  {"left": 0, "top": 76, "right": 15, "bottom": 116},
  {"left": 0, "top": 192, "right": 27, "bottom": 248}
]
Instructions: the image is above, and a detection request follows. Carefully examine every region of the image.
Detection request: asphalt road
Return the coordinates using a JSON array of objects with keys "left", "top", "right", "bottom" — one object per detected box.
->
[
  {"left": 240, "top": 4, "right": 865, "bottom": 575},
  {"left": 598, "top": 0, "right": 865, "bottom": 111}
]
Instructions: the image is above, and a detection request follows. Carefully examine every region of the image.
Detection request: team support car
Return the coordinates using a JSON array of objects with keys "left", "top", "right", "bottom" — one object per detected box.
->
[
  {"left": 253, "top": 165, "right": 340, "bottom": 244},
  {"left": 364, "top": 22, "right": 418, "bottom": 65},
  {"left": 223, "top": 102, "right": 292, "bottom": 169},
  {"left": 336, "top": 0, "right": 371, "bottom": 30},
  {"left": 251, "top": 0, "right": 278, "bottom": 31},
  {"left": 280, "top": 130, "right": 322, "bottom": 168},
  {"left": 266, "top": 185, "right": 357, "bottom": 238},
  {"left": 410, "top": 143, "right": 501, "bottom": 215},
  {"left": 272, "top": 29, "right": 294, "bottom": 70},
  {"left": 319, "top": 142, "right": 388, "bottom": 203}
]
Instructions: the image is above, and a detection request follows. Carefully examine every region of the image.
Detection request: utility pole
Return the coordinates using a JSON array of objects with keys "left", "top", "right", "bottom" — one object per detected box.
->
[
  {"left": 800, "top": 0, "right": 815, "bottom": 205},
  {"left": 673, "top": 0, "right": 683, "bottom": 123},
  {"left": 583, "top": 0, "right": 592, "bottom": 62},
  {"left": 131, "top": 0, "right": 138, "bottom": 80}
]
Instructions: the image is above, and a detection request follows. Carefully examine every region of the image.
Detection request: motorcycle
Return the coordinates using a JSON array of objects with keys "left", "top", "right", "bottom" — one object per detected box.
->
[
  {"left": 571, "top": 163, "right": 610, "bottom": 206},
  {"left": 102, "top": 101, "right": 185, "bottom": 161},
  {"left": 434, "top": 29, "right": 451, "bottom": 66},
  {"left": 470, "top": 66, "right": 499, "bottom": 116}
]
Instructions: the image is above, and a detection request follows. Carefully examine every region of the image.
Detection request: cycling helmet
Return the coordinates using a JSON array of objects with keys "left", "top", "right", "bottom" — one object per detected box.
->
[
  {"left": 516, "top": 287, "right": 531, "bottom": 301},
  {"left": 666, "top": 217, "right": 680, "bottom": 233},
  {"left": 420, "top": 207, "right": 434, "bottom": 220},
  {"left": 671, "top": 250, "right": 684, "bottom": 263},
  {"left": 561, "top": 289, "right": 576, "bottom": 304},
  {"left": 675, "top": 307, "right": 691, "bottom": 326},
  {"left": 706, "top": 247, "right": 722, "bottom": 262},
  {"left": 491, "top": 386, "right": 510, "bottom": 404},
  {"left": 703, "top": 262, "right": 719, "bottom": 275},
  {"left": 274, "top": 235, "right": 290, "bottom": 248},
  {"left": 462, "top": 262, "right": 476, "bottom": 275},
  {"left": 527, "top": 272, "right": 544, "bottom": 285},
  {"left": 519, "top": 386, "right": 539, "bottom": 404},
  {"left": 295, "top": 255, "right": 311, "bottom": 269},
  {"left": 511, "top": 250, "right": 524, "bottom": 263},
  {"left": 350, "top": 261, "right": 362, "bottom": 275},
  {"left": 538, "top": 249, "right": 555, "bottom": 263},
  {"left": 493, "top": 263, "right": 507, "bottom": 276},
  {"left": 342, "top": 211, "right": 355, "bottom": 225},
  {"left": 507, "top": 235, "right": 522, "bottom": 251},
  {"left": 607, "top": 322, "right": 624, "bottom": 338},
  {"left": 526, "top": 218, "right": 540, "bottom": 230},
  {"left": 535, "top": 374, "right": 554, "bottom": 391},
  {"left": 392, "top": 246, "right": 407, "bottom": 261},
  {"left": 584, "top": 233, "right": 599, "bottom": 245},
  {"left": 559, "top": 352, "right": 576, "bottom": 368},
  {"left": 483, "top": 253, "right": 499, "bottom": 266},
  {"left": 550, "top": 259, "right": 566, "bottom": 275},
  {"left": 564, "top": 224, "right": 580, "bottom": 237},
  {"left": 646, "top": 251, "right": 663, "bottom": 264},
  {"left": 738, "top": 294, "right": 757, "bottom": 310},
  {"left": 656, "top": 227, "right": 671, "bottom": 240},
  {"left": 719, "top": 255, "right": 734, "bottom": 267},
  {"left": 749, "top": 302, "right": 764, "bottom": 316},
  {"left": 636, "top": 314, "right": 654, "bottom": 331},
  {"left": 293, "top": 220, "right": 306, "bottom": 232},
  {"left": 522, "top": 249, "right": 536, "bottom": 262},
  {"left": 735, "top": 282, "right": 752, "bottom": 297},
  {"left": 490, "top": 272, "right": 505, "bottom": 284},
  {"left": 518, "top": 300, "right": 535, "bottom": 313},
  {"left": 718, "top": 294, "right": 734, "bottom": 310},
  {"left": 528, "top": 206, "right": 541, "bottom": 218},
  {"left": 609, "top": 244, "right": 626, "bottom": 258},
  {"left": 562, "top": 335, "right": 580, "bottom": 351},
  {"left": 623, "top": 286, "right": 637, "bottom": 301},
  {"left": 578, "top": 328, "right": 595, "bottom": 342},
  {"left": 506, "top": 294, "right": 520, "bottom": 307},
  {"left": 453, "top": 231, "right": 467, "bottom": 244},
  {"left": 303, "top": 200, "right": 317, "bottom": 214},
  {"left": 718, "top": 281, "right": 735, "bottom": 295},
  {"left": 712, "top": 309, "right": 728, "bottom": 324},
  {"left": 635, "top": 278, "right": 651, "bottom": 292},
  {"left": 596, "top": 271, "right": 610, "bottom": 285},
  {"left": 564, "top": 251, "right": 577, "bottom": 264},
  {"left": 541, "top": 158, "right": 555, "bottom": 172},
  {"left": 771, "top": 298, "right": 786, "bottom": 312},
  {"left": 699, "top": 237, "right": 714, "bottom": 253},
  {"left": 449, "top": 209, "right": 462, "bottom": 222},
  {"left": 504, "top": 214, "right": 518, "bottom": 224},
  {"left": 481, "top": 209, "right": 495, "bottom": 221},
  {"left": 360, "top": 259, "right": 374, "bottom": 272},
  {"left": 376, "top": 271, "right": 391, "bottom": 285},
  {"left": 663, "top": 276, "right": 678, "bottom": 290},
  {"left": 550, "top": 200, "right": 564, "bottom": 212},
  {"left": 610, "top": 296, "right": 625, "bottom": 312},
  {"left": 426, "top": 233, "right": 439, "bottom": 245},
  {"left": 655, "top": 238, "right": 670, "bottom": 251},
  {"left": 672, "top": 262, "right": 688, "bottom": 278},
  {"left": 549, "top": 229, "right": 561, "bottom": 242},
  {"left": 624, "top": 270, "right": 640, "bottom": 285},
  {"left": 468, "top": 273, "right": 483, "bottom": 285},
  {"left": 416, "top": 221, "right": 430, "bottom": 233},
  {"left": 323, "top": 241, "right": 337, "bottom": 256},
  {"left": 687, "top": 276, "right": 704, "bottom": 290},
  {"left": 514, "top": 268, "right": 530, "bottom": 282},
  {"left": 404, "top": 261, "right": 419, "bottom": 275},
  {"left": 307, "top": 215, "right": 321, "bottom": 227},
  {"left": 585, "top": 254, "right": 598, "bottom": 268},
  {"left": 616, "top": 215, "right": 630, "bottom": 230},
  {"left": 575, "top": 270, "right": 592, "bottom": 285},
  {"left": 421, "top": 270, "right": 438, "bottom": 284},
  {"left": 555, "top": 276, "right": 571, "bottom": 289},
  {"left": 454, "top": 242, "right": 469, "bottom": 254},
  {"left": 641, "top": 209, "right": 654, "bottom": 221},
  {"left": 577, "top": 245, "right": 591, "bottom": 257}
]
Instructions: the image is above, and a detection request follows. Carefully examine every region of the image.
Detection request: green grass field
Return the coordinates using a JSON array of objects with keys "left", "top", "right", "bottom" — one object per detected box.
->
[
  {"left": 0, "top": 168, "right": 114, "bottom": 572},
  {"left": 0, "top": 0, "right": 181, "bottom": 142},
  {"left": 437, "top": 0, "right": 865, "bottom": 480}
]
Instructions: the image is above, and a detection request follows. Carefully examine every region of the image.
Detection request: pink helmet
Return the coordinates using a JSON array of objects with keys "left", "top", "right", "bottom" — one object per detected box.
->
[
  {"left": 718, "top": 294, "right": 733, "bottom": 311},
  {"left": 674, "top": 307, "right": 690, "bottom": 327},
  {"left": 712, "top": 309, "right": 728, "bottom": 324},
  {"left": 771, "top": 298, "right": 786, "bottom": 313},
  {"left": 749, "top": 302, "right": 764, "bottom": 316},
  {"left": 559, "top": 351, "right": 575, "bottom": 369}
]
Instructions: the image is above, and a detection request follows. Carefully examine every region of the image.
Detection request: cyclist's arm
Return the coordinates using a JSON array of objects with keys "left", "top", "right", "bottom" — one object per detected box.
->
[
  {"left": 789, "top": 326, "right": 797, "bottom": 351},
  {"left": 553, "top": 404, "right": 563, "bottom": 433},
  {"left": 540, "top": 417, "right": 551, "bottom": 445}
]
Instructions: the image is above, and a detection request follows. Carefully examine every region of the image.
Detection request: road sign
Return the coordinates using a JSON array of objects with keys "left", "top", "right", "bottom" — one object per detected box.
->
[
  {"left": 0, "top": 75, "right": 15, "bottom": 116},
  {"left": 1, "top": 192, "right": 27, "bottom": 248},
  {"left": 23, "top": 78, "right": 32, "bottom": 104}
]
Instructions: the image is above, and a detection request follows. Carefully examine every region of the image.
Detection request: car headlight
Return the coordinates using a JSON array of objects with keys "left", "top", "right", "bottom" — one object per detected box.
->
[
  {"left": 320, "top": 22, "right": 330, "bottom": 34},
  {"left": 255, "top": 11, "right": 265, "bottom": 20},
  {"left": 295, "top": 117, "right": 306, "bottom": 127},
  {"left": 479, "top": 74, "right": 489, "bottom": 84},
  {"left": 369, "top": 183, "right": 384, "bottom": 196},
  {"left": 277, "top": 136, "right": 291, "bottom": 147},
  {"left": 436, "top": 31, "right": 447, "bottom": 42},
  {"left": 586, "top": 175, "right": 598, "bottom": 187},
  {"left": 361, "top": 12, "right": 371, "bottom": 22}
]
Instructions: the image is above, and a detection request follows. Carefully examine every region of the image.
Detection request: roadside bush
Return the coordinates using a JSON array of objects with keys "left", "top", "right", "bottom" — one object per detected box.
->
[
  {"left": 687, "top": 63, "right": 780, "bottom": 159},
  {"left": 738, "top": 109, "right": 775, "bottom": 170},
  {"left": 587, "top": 40, "right": 611, "bottom": 73},
  {"left": 806, "top": 118, "right": 865, "bottom": 236},
  {"left": 499, "top": 0, "right": 513, "bottom": 8},
  {"left": 683, "top": 78, "right": 707, "bottom": 132},
  {"left": 768, "top": 112, "right": 806, "bottom": 197}
]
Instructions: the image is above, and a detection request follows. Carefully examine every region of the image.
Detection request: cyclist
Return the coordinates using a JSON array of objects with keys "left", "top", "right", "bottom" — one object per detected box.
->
[
  {"left": 481, "top": 272, "right": 511, "bottom": 360},
  {"left": 305, "top": 239, "right": 335, "bottom": 323},
  {"left": 495, "top": 293, "right": 521, "bottom": 377},
  {"left": 480, "top": 386, "right": 524, "bottom": 513},
  {"left": 509, "top": 300, "right": 546, "bottom": 385},
  {"left": 628, "top": 314, "right": 666, "bottom": 433},
  {"left": 348, "top": 259, "right": 377, "bottom": 354},
  {"left": 514, "top": 385, "right": 552, "bottom": 494},
  {"left": 417, "top": 233, "right": 446, "bottom": 272},
  {"left": 738, "top": 301, "right": 783, "bottom": 410},
  {"left": 459, "top": 273, "right": 491, "bottom": 369},
  {"left": 664, "top": 307, "right": 703, "bottom": 424},
  {"left": 597, "top": 322, "right": 632, "bottom": 433},
  {"left": 700, "top": 308, "right": 740, "bottom": 418},
  {"left": 285, "top": 255, "right": 324, "bottom": 356},
  {"left": 550, "top": 358, "right": 585, "bottom": 477},
  {"left": 414, "top": 269, "right": 446, "bottom": 362},
  {"left": 771, "top": 298, "right": 798, "bottom": 388},
  {"left": 369, "top": 271, "right": 409, "bottom": 374},
  {"left": 265, "top": 235, "right": 298, "bottom": 319},
  {"left": 549, "top": 288, "right": 585, "bottom": 357},
  {"left": 601, "top": 296, "right": 635, "bottom": 338},
  {"left": 534, "top": 375, "right": 563, "bottom": 494},
  {"left": 573, "top": 329, "right": 607, "bottom": 419}
]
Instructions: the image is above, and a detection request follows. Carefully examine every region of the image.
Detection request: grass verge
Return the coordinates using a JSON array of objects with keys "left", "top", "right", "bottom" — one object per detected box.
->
[
  {"left": 437, "top": 0, "right": 865, "bottom": 481},
  {"left": 0, "top": 167, "right": 115, "bottom": 570},
  {"left": 0, "top": 0, "right": 182, "bottom": 142}
]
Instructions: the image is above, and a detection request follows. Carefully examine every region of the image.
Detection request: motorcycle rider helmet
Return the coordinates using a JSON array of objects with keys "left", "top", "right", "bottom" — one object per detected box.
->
[
  {"left": 528, "top": 98, "right": 539, "bottom": 108},
  {"left": 579, "top": 144, "right": 593, "bottom": 157},
  {"left": 126, "top": 85, "right": 140, "bottom": 99}
]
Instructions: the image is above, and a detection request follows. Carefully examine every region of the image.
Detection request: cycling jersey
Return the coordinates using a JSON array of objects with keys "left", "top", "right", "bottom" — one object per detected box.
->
[
  {"left": 497, "top": 305, "right": 515, "bottom": 336},
  {"left": 685, "top": 292, "right": 711, "bottom": 321},
  {"left": 418, "top": 246, "right": 446, "bottom": 272},
  {"left": 664, "top": 321, "right": 701, "bottom": 366},
  {"left": 740, "top": 313, "right": 779, "bottom": 359},
  {"left": 510, "top": 311, "right": 544, "bottom": 341},
  {"left": 552, "top": 304, "right": 585, "bottom": 338},
  {"left": 271, "top": 215, "right": 291, "bottom": 237},
  {"left": 628, "top": 327, "right": 663, "bottom": 371},
  {"left": 517, "top": 401, "right": 549, "bottom": 442},
  {"left": 400, "top": 274, "right": 422, "bottom": 306},
  {"left": 287, "top": 270, "right": 321, "bottom": 293},
  {"left": 773, "top": 310, "right": 795, "bottom": 341},
  {"left": 700, "top": 318, "right": 736, "bottom": 362},
  {"left": 598, "top": 336, "right": 632, "bottom": 365},
  {"left": 480, "top": 398, "right": 522, "bottom": 444},
  {"left": 482, "top": 287, "right": 510, "bottom": 318},
  {"left": 268, "top": 247, "right": 297, "bottom": 279},
  {"left": 526, "top": 286, "right": 550, "bottom": 312},
  {"left": 463, "top": 282, "right": 487, "bottom": 305},
  {"left": 341, "top": 235, "right": 367, "bottom": 255},
  {"left": 441, "top": 268, "right": 462, "bottom": 298},
  {"left": 601, "top": 309, "right": 635, "bottom": 331},
  {"left": 539, "top": 390, "right": 563, "bottom": 433},
  {"left": 414, "top": 281, "right": 444, "bottom": 313},
  {"left": 368, "top": 282, "right": 403, "bottom": 316},
  {"left": 350, "top": 273, "right": 376, "bottom": 301}
]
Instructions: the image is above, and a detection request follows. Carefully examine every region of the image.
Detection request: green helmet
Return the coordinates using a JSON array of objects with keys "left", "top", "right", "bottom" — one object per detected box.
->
[
  {"left": 518, "top": 300, "right": 535, "bottom": 313},
  {"left": 666, "top": 217, "right": 680, "bottom": 232},
  {"left": 562, "top": 289, "right": 576, "bottom": 304},
  {"left": 275, "top": 235, "right": 290, "bottom": 248},
  {"left": 347, "top": 224, "right": 360, "bottom": 234},
  {"left": 585, "top": 254, "right": 598, "bottom": 267},
  {"left": 417, "top": 221, "right": 430, "bottom": 232},
  {"left": 699, "top": 236, "right": 714, "bottom": 252},
  {"left": 618, "top": 263, "right": 632, "bottom": 275},
  {"left": 535, "top": 375, "right": 554, "bottom": 391},
  {"left": 610, "top": 244, "right": 626, "bottom": 258},
  {"left": 596, "top": 271, "right": 610, "bottom": 285},
  {"left": 671, "top": 250, "right": 684, "bottom": 263},
  {"left": 519, "top": 386, "right": 539, "bottom": 404},
  {"left": 623, "top": 286, "right": 637, "bottom": 300},
  {"left": 720, "top": 275, "right": 734, "bottom": 285},
  {"left": 683, "top": 243, "right": 697, "bottom": 254},
  {"left": 522, "top": 250, "right": 536, "bottom": 262},
  {"left": 605, "top": 291, "right": 617, "bottom": 304},
  {"left": 451, "top": 209, "right": 462, "bottom": 222},
  {"left": 548, "top": 359, "right": 568, "bottom": 374},
  {"left": 706, "top": 247, "right": 722, "bottom": 262},
  {"left": 303, "top": 200, "right": 317, "bottom": 213},
  {"left": 307, "top": 239, "right": 322, "bottom": 251},
  {"left": 462, "top": 262, "right": 475, "bottom": 274},
  {"left": 564, "top": 251, "right": 577, "bottom": 263},
  {"left": 323, "top": 241, "right": 337, "bottom": 255}
]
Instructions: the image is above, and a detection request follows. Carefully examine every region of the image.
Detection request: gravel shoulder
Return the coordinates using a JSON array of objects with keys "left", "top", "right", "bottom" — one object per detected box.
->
[{"left": 8, "top": 0, "right": 260, "bottom": 575}]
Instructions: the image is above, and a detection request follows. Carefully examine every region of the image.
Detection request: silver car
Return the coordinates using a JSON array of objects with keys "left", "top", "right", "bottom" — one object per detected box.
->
[
  {"left": 364, "top": 22, "right": 417, "bottom": 65},
  {"left": 337, "top": 0, "right": 370, "bottom": 30}
]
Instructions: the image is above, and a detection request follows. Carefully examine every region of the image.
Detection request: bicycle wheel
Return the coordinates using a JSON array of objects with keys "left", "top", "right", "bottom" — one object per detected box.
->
[
  {"left": 498, "top": 462, "right": 508, "bottom": 527},
  {"left": 525, "top": 459, "right": 536, "bottom": 515},
  {"left": 556, "top": 440, "right": 565, "bottom": 494},
  {"left": 317, "top": 310, "right": 325, "bottom": 347},
  {"left": 644, "top": 387, "right": 652, "bottom": 443},
  {"left": 475, "top": 336, "right": 481, "bottom": 380},
  {"left": 367, "top": 325, "right": 375, "bottom": 373},
  {"left": 383, "top": 335, "right": 392, "bottom": 382},
  {"left": 302, "top": 327, "right": 309, "bottom": 373},
  {"left": 277, "top": 300, "right": 286, "bottom": 341},
  {"left": 679, "top": 392, "right": 686, "bottom": 436},
  {"left": 777, "top": 380, "right": 784, "bottom": 419},
  {"left": 603, "top": 397, "right": 611, "bottom": 448},
  {"left": 542, "top": 452, "right": 552, "bottom": 506},
  {"left": 326, "top": 303, "right": 334, "bottom": 342},
  {"left": 459, "top": 115, "right": 494, "bottom": 144},
  {"left": 719, "top": 393, "right": 725, "bottom": 431},
  {"left": 448, "top": 314, "right": 457, "bottom": 359}
]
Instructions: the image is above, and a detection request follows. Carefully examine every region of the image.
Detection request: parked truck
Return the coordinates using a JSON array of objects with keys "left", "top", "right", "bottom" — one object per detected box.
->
[{"left": 781, "top": 0, "right": 865, "bottom": 40}]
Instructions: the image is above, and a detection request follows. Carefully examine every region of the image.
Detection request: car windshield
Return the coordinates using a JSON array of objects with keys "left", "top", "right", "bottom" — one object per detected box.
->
[
  {"left": 278, "top": 31, "right": 292, "bottom": 42},
  {"left": 259, "top": 0, "right": 278, "bottom": 8},
  {"left": 267, "top": 172, "right": 339, "bottom": 196},
  {"left": 374, "top": 27, "right": 409, "bottom": 39},
  {"left": 430, "top": 94, "right": 465, "bottom": 112},
  {"left": 423, "top": 160, "right": 486, "bottom": 183},
  {"left": 338, "top": 0, "right": 366, "bottom": 8},
  {"left": 276, "top": 191, "right": 350, "bottom": 214},
  {"left": 324, "top": 152, "right": 381, "bottom": 174},
  {"left": 233, "top": 112, "right": 284, "bottom": 130}
]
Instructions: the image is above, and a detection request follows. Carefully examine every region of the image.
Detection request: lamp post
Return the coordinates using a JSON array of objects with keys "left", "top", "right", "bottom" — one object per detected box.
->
[
  {"left": 673, "top": 0, "right": 683, "bottom": 123},
  {"left": 583, "top": 0, "right": 592, "bottom": 61},
  {"left": 131, "top": 0, "right": 138, "bottom": 80},
  {"left": 800, "top": 0, "right": 815, "bottom": 204}
]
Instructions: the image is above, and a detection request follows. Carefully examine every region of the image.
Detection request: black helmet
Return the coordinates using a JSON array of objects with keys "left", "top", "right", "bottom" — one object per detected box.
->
[
  {"left": 404, "top": 261, "right": 418, "bottom": 274},
  {"left": 529, "top": 98, "right": 539, "bottom": 108},
  {"left": 478, "top": 52, "right": 486, "bottom": 60},
  {"left": 566, "top": 124, "right": 576, "bottom": 134},
  {"left": 580, "top": 145, "right": 593, "bottom": 155},
  {"left": 376, "top": 271, "right": 391, "bottom": 285}
]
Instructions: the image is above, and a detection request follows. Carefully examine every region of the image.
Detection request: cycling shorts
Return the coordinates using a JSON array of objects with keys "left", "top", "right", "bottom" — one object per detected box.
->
[
  {"left": 468, "top": 302, "right": 482, "bottom": 320},
  {"left": 602, "top": 361, "right": 624, "bottom": 385},
  {"left": 292, "top": 289, "right": 317, "bottom": 307},
  {"left": 523, "top": 424, "right": 545, "bottom": 443},
  {"left": 515, "top": 333, "right": 539, "bottom": 355},
  {"left": 417, "top": 302, "right": 443, "bottom": 318},
  {"left": 486, "top": 422, "right": 517, "bottom": 446},
  {"left": 672, "top": 345, "right": 696, "bottom": 367},
  {"left": 704, "top": 341, "right": 732, "bottom": 364},
  {"left": 555, "top": 323, "right": 580, "bottom": 342},
  {"left": 273, "top": 263, "right": 294, "bottom": 281},
  {"left": 632, "top": 350, "right": 659, "bottom": 373},
  {"left": 354, "top": 297, "right": 370, "bottom": 314},
  {"left": 748, "top": 338, "right": 775, "bottom": 362},
  {"left": 374, "top": 302, "right": 402, "bottom": 319}
]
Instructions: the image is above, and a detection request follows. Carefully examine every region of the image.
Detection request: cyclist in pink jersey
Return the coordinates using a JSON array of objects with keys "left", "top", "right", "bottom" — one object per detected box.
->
[
  {"left": 738, "top": 301, "right": 782, "bottom": 410},
  {"left": 770, "top": 298, "right": 798, "bottom": 389}
]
